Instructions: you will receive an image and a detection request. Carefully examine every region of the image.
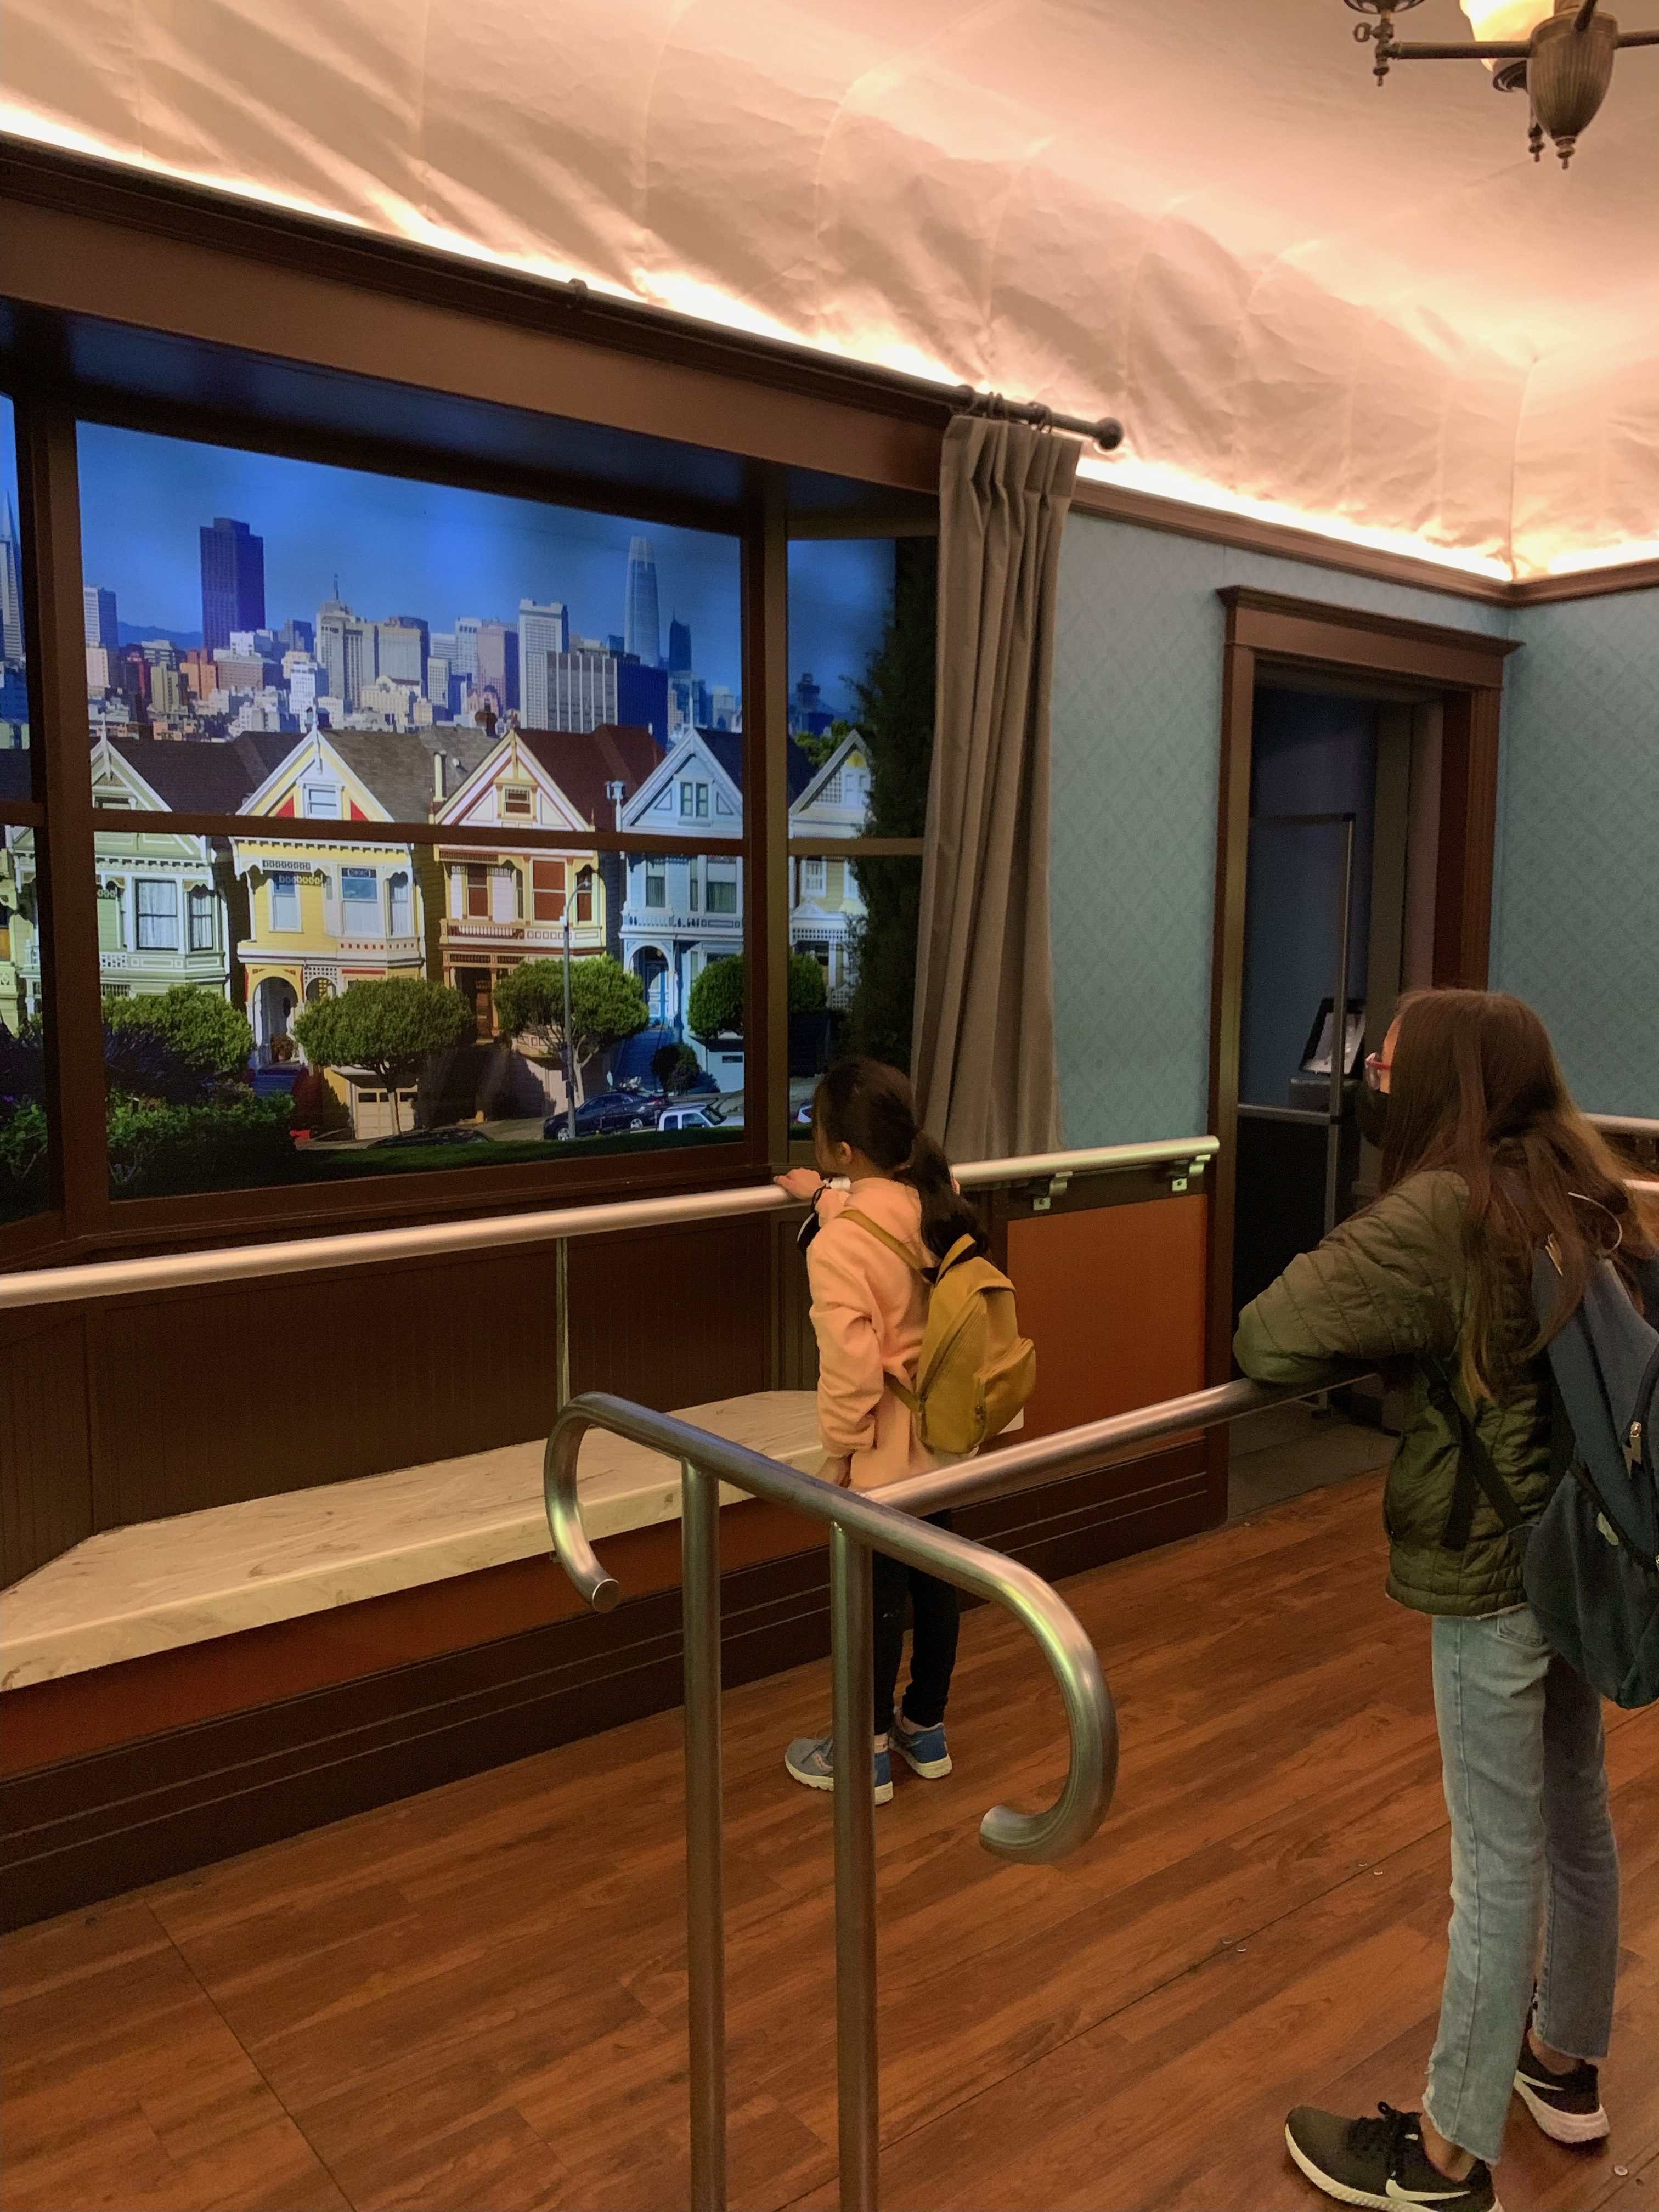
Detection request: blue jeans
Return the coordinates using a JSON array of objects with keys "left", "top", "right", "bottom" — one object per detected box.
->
[{"left": 1425, "top": 1606, "right": 1621, "bottom": 2164}]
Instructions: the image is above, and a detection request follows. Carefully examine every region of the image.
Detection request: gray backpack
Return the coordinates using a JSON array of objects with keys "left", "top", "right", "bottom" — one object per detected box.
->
[{"left": 1433, "top": 1248, "right": 1659, "bottom": 1706}]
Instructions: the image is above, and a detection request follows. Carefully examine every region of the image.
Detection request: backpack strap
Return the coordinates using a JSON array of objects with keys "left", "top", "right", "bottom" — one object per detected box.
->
[
  {"left": 1425, "top": 1357, "right": 1528, "bottom": 1552},
  {"left": 840, "top": 1210, "right": 930, "bottom": 1421},
  {"left": 841, "top": 1208, "right": 932, "bottom": 1278}
]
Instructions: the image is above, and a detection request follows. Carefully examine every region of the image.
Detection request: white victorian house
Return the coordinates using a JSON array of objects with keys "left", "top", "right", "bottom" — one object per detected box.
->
[
  {"left": 618, "top": 729, "right": 746, "bottom": 1060},
  {"left": 785, "top": 730, "right": 872, "bottom": 1009}
]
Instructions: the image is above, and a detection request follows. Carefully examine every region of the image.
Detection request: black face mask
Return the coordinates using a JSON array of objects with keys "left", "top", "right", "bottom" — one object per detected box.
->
[{"left": 1354, "top": 1084, "right": 1391, "bottom": 1150}]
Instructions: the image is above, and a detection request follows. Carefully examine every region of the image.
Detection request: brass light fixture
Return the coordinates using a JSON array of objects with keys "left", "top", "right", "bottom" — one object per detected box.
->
[{"left": 1347, "top": 0, "right": 1659, "bottom": 163}]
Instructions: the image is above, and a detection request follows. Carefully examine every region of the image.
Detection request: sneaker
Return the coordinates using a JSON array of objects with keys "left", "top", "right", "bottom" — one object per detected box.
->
[
  {"left": 784, "top": 1734, "right": 893, "bottom": 1805},
  {"left": 1284, "top": 2103, "right": 1499, "bottom": 2212},
  {"left": 890, "top": 1711, "right": 952, "bottom": 1778},
  {"left": 1514, "top": 2033, "right": 1610, "bottom": 2145}
]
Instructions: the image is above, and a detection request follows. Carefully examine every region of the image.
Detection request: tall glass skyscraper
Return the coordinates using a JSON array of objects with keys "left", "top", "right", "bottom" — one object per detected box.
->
[
  {"left": 199, "top": 516, "right": 265, "bottom": 652},
  {"left": 624, "top": 536, "right": 660, "bottom": 667}
]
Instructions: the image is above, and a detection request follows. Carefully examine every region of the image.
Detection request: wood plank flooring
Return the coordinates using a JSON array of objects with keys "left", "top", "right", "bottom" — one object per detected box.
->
[{"left": 3, "top": 1471, "right": 1655, "bottom": 2212}]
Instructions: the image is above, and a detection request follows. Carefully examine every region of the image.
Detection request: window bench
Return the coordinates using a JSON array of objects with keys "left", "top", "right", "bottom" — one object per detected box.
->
[{"left": 0, "top": 1391, "right": 826, "bottom": 1692}]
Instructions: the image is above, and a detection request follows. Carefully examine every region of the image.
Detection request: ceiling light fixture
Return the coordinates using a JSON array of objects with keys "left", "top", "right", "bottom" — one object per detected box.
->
[{"left": 1347, "top": 0, "right": 1659, "bottom": 163}]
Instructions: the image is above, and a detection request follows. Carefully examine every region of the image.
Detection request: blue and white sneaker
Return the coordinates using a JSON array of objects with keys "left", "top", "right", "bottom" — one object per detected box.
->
[
  {"left": 785, "top": 1733, "right": 893, "bottom": 1804},
  {"left": 890, "top": 1712, "right": 952, "bottom": 1778}
]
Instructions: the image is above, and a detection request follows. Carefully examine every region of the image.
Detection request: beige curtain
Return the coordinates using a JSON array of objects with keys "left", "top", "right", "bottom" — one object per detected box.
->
[{"left": 911, "top": 414, "right": 1080, "bottom": 1159}]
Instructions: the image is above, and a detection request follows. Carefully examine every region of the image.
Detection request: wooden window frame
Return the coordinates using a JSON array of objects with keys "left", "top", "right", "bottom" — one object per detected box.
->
[{"left": 0, "top": 378, "right": 795, "bottom": 1268}]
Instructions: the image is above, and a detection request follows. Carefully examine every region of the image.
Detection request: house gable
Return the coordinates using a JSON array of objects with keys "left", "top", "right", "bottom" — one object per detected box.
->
[
  {"left": 433, "top": 732, "right": 590, "bottom": 836},
  {"left": 240, "top": 733, "right": 391, "bottom": 824},
  {"left": 622, "top": 731, "right": 742, "bottom": 834}
]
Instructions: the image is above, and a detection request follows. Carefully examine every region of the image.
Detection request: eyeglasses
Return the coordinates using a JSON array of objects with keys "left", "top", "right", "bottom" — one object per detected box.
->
[{"left": 1363, "top": 1053, "right": 1392, "bottom": 1092}]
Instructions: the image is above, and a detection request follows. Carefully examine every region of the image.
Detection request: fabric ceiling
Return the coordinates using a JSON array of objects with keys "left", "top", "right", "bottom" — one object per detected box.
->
[{"left": 4, "top": 0, "right": 1656, "bottom": 579}]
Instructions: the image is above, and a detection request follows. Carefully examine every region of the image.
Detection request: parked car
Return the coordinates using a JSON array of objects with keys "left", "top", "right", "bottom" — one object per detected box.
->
[
  {"left": 657, "top": 1104, "right": 721, "bottom": 1132},
  {"left": 370, "top": 1124, "right": 494, "bottom": 1150},
  {"left": 544, "top": 1089, "right": 667, "bottom": 1141}
]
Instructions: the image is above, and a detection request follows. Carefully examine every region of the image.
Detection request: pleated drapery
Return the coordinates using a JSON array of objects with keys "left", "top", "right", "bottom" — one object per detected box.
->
[{"left": 911, "top": 415, "right": 1079, "bottom": 1160}]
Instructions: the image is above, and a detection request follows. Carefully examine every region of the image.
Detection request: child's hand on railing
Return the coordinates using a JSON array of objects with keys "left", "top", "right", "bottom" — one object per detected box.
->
[
  {"left": 775, "top": 1169, "right": 824, "bottom": 1203},
  {"left": 820, "top": 1453, "right": 854, "bottom": 1488}
]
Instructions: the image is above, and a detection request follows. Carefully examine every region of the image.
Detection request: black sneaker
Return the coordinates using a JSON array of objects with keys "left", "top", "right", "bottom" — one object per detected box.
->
[
  {"left": 1285, "top": 2102, "right": 1499, "bottom": 2211},
  {"left": 1514, "top": 2033, "right": 1610, "bottom": 2145}
]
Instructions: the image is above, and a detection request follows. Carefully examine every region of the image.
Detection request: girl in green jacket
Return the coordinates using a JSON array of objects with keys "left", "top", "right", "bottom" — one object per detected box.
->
[{"left": 1235, "top": 989, "right": 1652, "bottom": 2212}]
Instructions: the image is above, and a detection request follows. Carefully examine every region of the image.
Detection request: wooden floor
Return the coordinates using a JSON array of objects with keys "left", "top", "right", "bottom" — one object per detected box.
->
[{"left": 4, "top": 1472, "right": 1656, "bottom": 2212}]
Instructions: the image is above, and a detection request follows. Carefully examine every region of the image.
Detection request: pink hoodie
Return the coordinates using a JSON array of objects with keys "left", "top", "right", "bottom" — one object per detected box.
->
[{"left": 806, "top": 1177, "right": 938, "bottom": 1491}]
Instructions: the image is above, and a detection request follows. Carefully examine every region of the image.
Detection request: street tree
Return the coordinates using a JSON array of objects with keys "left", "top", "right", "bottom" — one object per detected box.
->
[
  {"left": 293, "top": 976, "right": 473, "bottom": 1132},
  {"left": 687, "top": 953, "right": 825, "bottom": 1041},
  {"left": 493, "top": 954, "right": 648, "bottom": 1096}
]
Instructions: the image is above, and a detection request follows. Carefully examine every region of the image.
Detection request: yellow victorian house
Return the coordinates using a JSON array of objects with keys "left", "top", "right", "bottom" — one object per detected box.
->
[{"left": 233, "top": 731, "right": 456, "bottom": 1063}]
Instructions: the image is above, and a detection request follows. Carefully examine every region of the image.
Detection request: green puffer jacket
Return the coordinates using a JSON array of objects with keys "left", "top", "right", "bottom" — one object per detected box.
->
[{"left": 1233, "top": 1168, "right": 1553, "bottom": 1617}]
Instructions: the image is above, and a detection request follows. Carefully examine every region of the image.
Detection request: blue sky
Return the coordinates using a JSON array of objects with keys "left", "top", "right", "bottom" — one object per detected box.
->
[{"left": 75, "top": 421, "right": 895, "bottom": 715}]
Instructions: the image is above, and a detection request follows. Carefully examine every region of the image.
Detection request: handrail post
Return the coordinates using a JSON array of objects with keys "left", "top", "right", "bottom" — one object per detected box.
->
[
  {"left": 830, "top": 1525, "right": 880, "bottom": 2212},
  {"left": 554, "top": 1237, "right": 571, "bottom": 1413},
  {"left": 681, "top": 1462, "right": 727, "bottom": 2212}
]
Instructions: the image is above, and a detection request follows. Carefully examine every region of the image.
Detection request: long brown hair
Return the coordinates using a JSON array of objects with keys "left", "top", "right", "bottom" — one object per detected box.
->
[
  {"left": 1380, "top": 989, "right": 1651, "bottom": 1396},
  {"left": 812, "top": 1058, "right": 985, "bottom": 1261}
]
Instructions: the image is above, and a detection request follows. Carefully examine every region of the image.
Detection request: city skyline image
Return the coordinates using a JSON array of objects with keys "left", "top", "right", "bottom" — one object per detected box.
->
[{"left": 76, "top": 424, "right": 896, "bottom": 725}]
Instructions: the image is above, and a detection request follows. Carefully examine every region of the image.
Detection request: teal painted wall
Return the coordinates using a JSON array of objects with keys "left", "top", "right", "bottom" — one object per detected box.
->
[
  {"left": 1490, "top": 589, "right": 1659, "bottom": 1118},
  {"left": 1048, "top": 515, "right": 1513, "bottom": 1146}
]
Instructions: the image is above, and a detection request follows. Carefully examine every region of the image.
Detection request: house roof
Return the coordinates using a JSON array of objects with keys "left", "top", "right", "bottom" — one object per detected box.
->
[
  {"left": 329, "top": 726, "right": 497, "bottom": 822},
  {"left": 103, "top": 731, "right": 295, "bottom": 813},
  {"left": 701, "top": 728, "right": 816, "bottom": 805},
  {"left": 517, "top": 724, "right": 664, "bottom": 827}
]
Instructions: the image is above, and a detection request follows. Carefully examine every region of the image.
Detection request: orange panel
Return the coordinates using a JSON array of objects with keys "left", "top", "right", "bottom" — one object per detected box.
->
[{"left": 1005, "top": 1195, "right": 1208, "bottom": 1441}]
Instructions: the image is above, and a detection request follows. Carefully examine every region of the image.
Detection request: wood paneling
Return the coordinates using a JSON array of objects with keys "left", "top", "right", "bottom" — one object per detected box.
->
[
  {"left": 0, "top": 1438, "right": 1202, "bottom": 1926},
  {"left": 1005, "top": 1196, "right": 1208, "bottom": 1440},
  {"left": 0, "top": 1215, "right": 772, "bottom": 1558},
  {"left": 0, "top": 1307, "right": 94, "bottom": 1587},
  {"left": 7, "top": 1472, "right": 1652, "bottom": 2212}
]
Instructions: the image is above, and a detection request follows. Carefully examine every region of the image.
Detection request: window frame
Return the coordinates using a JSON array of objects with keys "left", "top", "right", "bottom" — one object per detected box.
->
[{"left": 2, "top": 378, "right": 824, "bottom": 1260}]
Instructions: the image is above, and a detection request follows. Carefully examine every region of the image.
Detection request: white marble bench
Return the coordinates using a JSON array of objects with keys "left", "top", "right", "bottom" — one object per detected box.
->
[{"left": 0, "top": 1391, "right": 826, "bottom": 1692}]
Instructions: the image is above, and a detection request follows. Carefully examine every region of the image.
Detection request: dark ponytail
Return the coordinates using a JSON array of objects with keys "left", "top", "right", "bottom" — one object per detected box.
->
[{"left": 813, "top": 1058, "right": 985, "bottom": 1261}]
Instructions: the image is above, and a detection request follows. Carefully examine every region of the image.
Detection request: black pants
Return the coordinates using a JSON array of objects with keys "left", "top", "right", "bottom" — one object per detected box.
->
[{"left": 871, "top": 1510, "right": 960, "bottom": 1735}]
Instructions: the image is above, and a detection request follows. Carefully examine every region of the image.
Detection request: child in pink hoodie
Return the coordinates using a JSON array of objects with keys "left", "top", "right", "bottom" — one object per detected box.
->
[{"left": 775, "top": 1058, "right": 984, "bottom": 1805}]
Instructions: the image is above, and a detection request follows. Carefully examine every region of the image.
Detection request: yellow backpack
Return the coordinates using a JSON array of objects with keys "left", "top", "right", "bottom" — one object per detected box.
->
[{"left": 843, "top": 1211, "right": 1036, "bottom": 1456}]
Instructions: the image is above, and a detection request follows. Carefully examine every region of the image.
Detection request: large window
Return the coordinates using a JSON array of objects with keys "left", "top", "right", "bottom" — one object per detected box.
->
[
  {"left": 0, "top": 376, "right": 943, "bottom": 1246},
  {"left": 0, "top": 395, "right": 49, "bottom": 1227},
  {"left": 62, "top": 419, "right": 753, "bottom": 1204}
]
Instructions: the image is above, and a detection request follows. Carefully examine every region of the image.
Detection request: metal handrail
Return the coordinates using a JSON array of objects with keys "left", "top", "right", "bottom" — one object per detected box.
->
[
  {"left": 0, "top": 1133, "right": 1216, "bottom": 1311},
  {"left": 543, "top": 1391, "right": 1118, "bottom": 2212}
]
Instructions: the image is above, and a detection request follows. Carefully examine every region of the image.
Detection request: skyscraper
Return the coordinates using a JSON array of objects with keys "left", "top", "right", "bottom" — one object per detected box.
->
[
  {"left": 475, "top": 622, "right": 518, "bottom": 712},
  {"left": 518, "top": 599, "right": 569, "bottom": 726},
  {"left": 199, "top": 517, "right": 265, "bottom": 652},
  {"left": 376, "top": 618, "right": 427, "bottom": 685},
  {"left": 83, "top": 585, "right": 120, "bottom": 652},
  {"left": 667, "top": 614, "right": 692, "bottom": 676},
  {"left": 546, "top": 649, "right": 618, "bottom": 733},
  {"left": 1, "top": 494, "right": 24, "bottom": 662},
  {"left": 452, "top": 618, "right": 480, "bottom": 678},
  {"left": 315, "top": 597, "right": 373, "bottom": 710},
  {"left": 624, "top": 537, "right": 661, "bottom": 667},
  {"left": 616, "top": 660, "right": 669, "bottom": 743}
]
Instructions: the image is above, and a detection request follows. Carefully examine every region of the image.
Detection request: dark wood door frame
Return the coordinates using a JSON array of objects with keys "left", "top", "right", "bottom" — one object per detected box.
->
[{"left": 1203, "top": 588, "right": 1520, "bottom": 1421}]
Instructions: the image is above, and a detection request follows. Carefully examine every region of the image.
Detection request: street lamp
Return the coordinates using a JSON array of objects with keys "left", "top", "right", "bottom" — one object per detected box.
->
[{"left": 562, "top": 863, "right": 596, "bottom": 1143}]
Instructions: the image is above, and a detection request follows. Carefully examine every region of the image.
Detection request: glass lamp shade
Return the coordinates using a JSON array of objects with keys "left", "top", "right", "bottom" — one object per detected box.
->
[{"left": 1461, "top": 0, "right": 1555, "bottom": 68}]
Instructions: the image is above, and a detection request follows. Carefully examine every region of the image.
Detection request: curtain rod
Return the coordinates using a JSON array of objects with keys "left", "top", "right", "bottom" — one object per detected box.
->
[{"left": 953, "top": 385, "right": 1125, "bottom": 452}]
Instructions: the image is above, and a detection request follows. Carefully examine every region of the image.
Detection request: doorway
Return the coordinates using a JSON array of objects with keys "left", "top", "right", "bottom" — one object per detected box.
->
[{"left": 1205, "top": 587, "right": 1517, "bottom": 1516}]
